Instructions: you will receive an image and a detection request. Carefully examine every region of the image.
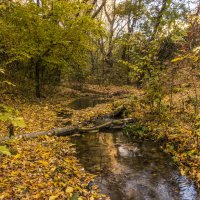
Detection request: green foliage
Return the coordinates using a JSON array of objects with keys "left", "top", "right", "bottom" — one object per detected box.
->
[
  {"left": 70, "top": 192, "right": 79, "bottom": 200},
  {"left": 0, "top": 0, "right": 103, "bottom": 95},
  {"left": 116, "top": 0, "right": 145, "bottom": 18},
  {"left": 143, "top": 73, "right": 166, "bottom": 112},
  {"left": 125, "top": 122, "right": 149, "bottom": 138},
  {"left": 0, "top": 65, "right": 25, "bottom": 132},
  {"left": 0, "top": 104, "right": 26, "bottom": 128},
  {"left": 0, "top": 145, "right": 11, "bottom": 156}
]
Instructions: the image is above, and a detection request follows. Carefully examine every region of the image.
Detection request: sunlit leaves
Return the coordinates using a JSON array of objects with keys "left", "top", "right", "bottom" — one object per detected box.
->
[
  {"left": 0, "top": 137, "right": 106, "bottom": 199},
  {"left": 193, "top": 46, "right": 200, "bottom": 53},
  {"left": 0, "top": 145, "right": 11, "bottom": 156},
  {"left": 171, "top": 46, "right": 200, "bottom": 63},
  {"left": 2, "top": 81, "right": 16, "bottom": 87},
  {"left": 12, "top": 117, "right": 26, "bottom": 128},
  {"left": 171, "top": 55, "right": 187, "bottom": 62},
  {"left": 0, "top": 68, "right": 5, "bottom": 74},
  {"left": 0, "top": 104, "right": 26, "bottom": 128},
  {"left": 49, "top": 195, "right": 59, "bottom": 200}
]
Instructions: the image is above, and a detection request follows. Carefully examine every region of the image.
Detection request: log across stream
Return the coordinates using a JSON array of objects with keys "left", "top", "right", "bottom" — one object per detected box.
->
[
  {"left": 1, "top": 97, "right": 199, "bottom": 199},
  {"left": 0, "top": 105, "right": 129, "bottom": 141},
  {"left": 70, "top": 130, "right": 199, "bottom": 200}
]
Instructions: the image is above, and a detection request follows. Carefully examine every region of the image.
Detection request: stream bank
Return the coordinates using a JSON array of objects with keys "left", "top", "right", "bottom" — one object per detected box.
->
[
  {"left": 0, "top": 86, "right": 134, "bottom": 199},
  {"left": 0, "top": 85, "right": 200, "bottom": 199}
]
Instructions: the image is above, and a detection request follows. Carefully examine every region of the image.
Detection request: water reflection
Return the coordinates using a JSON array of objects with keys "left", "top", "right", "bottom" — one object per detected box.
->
[
  {"left": 68, "top": 97, "right": 110, "bottom": 110},
  {"left": 71, "top": 131, "right": 199, "bottom": 200}
]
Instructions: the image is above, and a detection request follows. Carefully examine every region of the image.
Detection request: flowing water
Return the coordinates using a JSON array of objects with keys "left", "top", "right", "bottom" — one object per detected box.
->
[{"left": 71, "top": 131, "right": 199, "bottom": 200}]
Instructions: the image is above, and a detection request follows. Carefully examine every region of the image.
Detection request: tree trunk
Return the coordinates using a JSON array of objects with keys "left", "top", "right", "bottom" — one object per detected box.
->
[{"left": 35, "top": 63, "right": 41, "bottom": 98}]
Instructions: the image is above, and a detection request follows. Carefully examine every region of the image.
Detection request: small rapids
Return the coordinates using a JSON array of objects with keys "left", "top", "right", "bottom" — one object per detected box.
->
[{"left": 71, "top": 131, "right": 199, "bottom": 200}]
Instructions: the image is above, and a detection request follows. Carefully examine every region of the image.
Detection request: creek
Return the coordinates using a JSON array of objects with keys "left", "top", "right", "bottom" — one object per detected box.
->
[
  {"left": 68, "top": 97, "right": 111, "bottom": 110},
  {"left": 71, "top": 131, "right": 199, "bottom": 200},
  {"left": 66, "top": 96, "right": 199, "bottom": 200}
]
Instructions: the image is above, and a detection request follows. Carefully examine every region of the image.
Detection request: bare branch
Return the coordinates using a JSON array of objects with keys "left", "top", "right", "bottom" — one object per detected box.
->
[{"left": 92, "top": 0, "right": 107, "bottom": 18}]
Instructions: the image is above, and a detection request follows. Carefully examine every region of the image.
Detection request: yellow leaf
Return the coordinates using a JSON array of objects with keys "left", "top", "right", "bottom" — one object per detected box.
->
[
  {"left": 49, "top": 195, "right": 59, "bottom": 200},
  {"left": 2, "top": 81, "right": 16, "bottom": 86},
  {"left": 180, "top": 169, "right": 185, "bottom": 176},
  {"left": 171, "top": 56, "right": 185, "bottom": 63},
  {"left": 14, "top": 154, "right": 21, "bottom": 159},
  {"left": 66, "top": 186, "right": 74, "bottom": 194},
  {"left": 38, "top": 160, "right": 49, "bottom": 166},
  {"left": 193, "top": 46, "right": 200, "bottom": 53}
]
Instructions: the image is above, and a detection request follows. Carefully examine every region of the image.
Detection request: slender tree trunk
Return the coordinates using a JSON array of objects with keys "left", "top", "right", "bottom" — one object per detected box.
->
[
  {"left": 35, "top": 63, "right": 41, "bottom": 98},
  {"left": 36, "top": 0, "right": 40, "bottom": 6},
  {"left": 150, "top": 0, "right": 169, "bottom": 41},
  {"left": 169, "top": 68, "right": 176, "bottom": 112}
]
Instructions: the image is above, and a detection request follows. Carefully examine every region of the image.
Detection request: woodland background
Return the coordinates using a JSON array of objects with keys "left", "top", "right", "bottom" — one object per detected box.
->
[{"left": 0, "top": 0, "right": 200, "bottom": 199}]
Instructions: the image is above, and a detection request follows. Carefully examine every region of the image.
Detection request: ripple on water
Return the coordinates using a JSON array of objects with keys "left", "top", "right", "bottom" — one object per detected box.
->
[
  {"left": 70, "top": 131, "right": 199, "bottom": 200},
  {"left": 174, "top": 174, "right": 198, "bottom": 200}
]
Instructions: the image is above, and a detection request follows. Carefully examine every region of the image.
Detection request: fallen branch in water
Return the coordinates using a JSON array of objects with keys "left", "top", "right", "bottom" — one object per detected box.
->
[
  {"left": 0, "top": 118, "right": 135, "bottom": 141},
  {"left": 78, "top": 118, "right": 135, "bottom": 132},
  {"left": 0, "top": 105, "right": 133, "bottom": 142}
]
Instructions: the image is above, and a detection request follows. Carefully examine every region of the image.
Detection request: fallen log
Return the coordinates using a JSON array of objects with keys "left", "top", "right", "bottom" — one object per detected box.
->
[
  {"left": 78, "top": 118, "right": 134, "bottom": 132},
  {"left": 0, "top": 118, "right": 135, "bottom": 141},
  {"left": 79, "top": 121, "right": 112, "bottom": 132}
]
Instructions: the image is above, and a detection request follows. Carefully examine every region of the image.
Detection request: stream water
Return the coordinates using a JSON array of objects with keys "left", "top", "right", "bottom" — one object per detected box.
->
[
  {"left": 68, "top": 97, "right": 111, "bottom": 110},
  {"left": 71, "top": 131, "right": 199, "bottom": 200}
]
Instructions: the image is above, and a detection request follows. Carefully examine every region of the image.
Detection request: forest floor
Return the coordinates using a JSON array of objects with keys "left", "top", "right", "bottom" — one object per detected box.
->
[
  {"left": 0, "top": 84, "right": 199, "bottom": 199},
  {"left": 0, "top": 84, "right": 138, "bottom": 200}
]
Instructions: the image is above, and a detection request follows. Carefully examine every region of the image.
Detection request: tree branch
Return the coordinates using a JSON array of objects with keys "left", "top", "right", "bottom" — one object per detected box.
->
[{"left": 92, "top": 0, "right": 107, "bottom": 18}]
